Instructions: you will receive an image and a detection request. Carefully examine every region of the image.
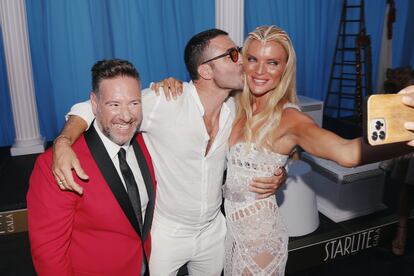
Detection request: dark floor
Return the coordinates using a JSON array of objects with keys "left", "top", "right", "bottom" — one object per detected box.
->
[
  {"left": 1, "top": 117, "right": 414, "bottom": 275},
  {"left": 1, "top": 226, "right": 413, "bottom": 276}
]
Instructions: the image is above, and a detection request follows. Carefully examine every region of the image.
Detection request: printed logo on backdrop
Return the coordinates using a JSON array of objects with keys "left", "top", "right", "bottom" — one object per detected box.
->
[
  {"left": 286, "top": 218, "right": 411, "bottom": 274},
  {"left": 285, "top": 220, "right": 404, "bottom": 274},
  {"left": 0, "top": 209, "right": 28, "bottom": 235},
  {"left": 323, "top": 227, "right": 381, "bottom": 261},
  {"left": 0, "top": 213, "right": 15, "bottom": 234}
]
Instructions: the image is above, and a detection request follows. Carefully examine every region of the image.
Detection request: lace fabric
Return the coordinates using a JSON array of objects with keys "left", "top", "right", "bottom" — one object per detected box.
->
[{"left": 223, "top": 143, "right": 289, "bottom": 276}]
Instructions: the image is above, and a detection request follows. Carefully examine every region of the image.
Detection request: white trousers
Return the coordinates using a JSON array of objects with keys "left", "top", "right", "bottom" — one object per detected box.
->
[{"left": 149, "top": 213, "right": 226, "bottom": 276}]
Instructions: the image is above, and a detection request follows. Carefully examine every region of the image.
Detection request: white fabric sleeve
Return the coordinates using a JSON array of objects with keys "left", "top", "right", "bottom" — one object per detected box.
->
[
  {"left": 65, "top": 100, "right": 95, "bottom": 129},
  {"left": 140, "top": 87, "right": 163, "bottom": 132}
]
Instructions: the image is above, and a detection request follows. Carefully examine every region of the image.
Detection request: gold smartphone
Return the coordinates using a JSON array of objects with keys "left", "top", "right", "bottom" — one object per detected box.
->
[{"left": 366, "top": 94, "right": 414, "bottom": 145}]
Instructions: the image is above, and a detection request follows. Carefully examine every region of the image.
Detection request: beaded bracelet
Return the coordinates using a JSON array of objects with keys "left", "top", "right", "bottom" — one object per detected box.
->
[{"left": 53, "top": 134, "right": 72, "bottom": 145}]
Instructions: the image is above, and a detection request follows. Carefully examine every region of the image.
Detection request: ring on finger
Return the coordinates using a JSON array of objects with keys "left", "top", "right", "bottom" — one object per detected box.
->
[{"left": 274, "top": 167, "right": 286, "bottom": 177}]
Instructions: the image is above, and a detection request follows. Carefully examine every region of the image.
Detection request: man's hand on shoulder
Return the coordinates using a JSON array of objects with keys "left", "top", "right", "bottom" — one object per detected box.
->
[{"left": 150, "top": 77, "right": 183, "bottom": 101}]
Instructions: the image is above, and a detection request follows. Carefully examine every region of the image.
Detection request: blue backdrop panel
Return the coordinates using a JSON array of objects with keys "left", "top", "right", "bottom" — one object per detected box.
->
[
  {"left": 23, "top": 0, "right": 214, "bottom": 142},
  {"left": 0, "top": 28, "right": 15, "bottom": 146},
  {"left": 393, "top": 0, "right": 414, "bottom": 67}
]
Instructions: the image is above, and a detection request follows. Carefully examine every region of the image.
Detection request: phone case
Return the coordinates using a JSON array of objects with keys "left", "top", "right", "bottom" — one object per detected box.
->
[{"left": 366, "top": 94, "right": 414, "bottom": 145}]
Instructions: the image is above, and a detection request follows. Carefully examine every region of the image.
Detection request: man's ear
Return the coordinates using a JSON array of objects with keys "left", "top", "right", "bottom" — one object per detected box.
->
[
  {"left": 197, "top": 64, "right": 213, "bottom": 80},
  {"left": 90, "top": 92, "right": 98, "bottom": 115}
]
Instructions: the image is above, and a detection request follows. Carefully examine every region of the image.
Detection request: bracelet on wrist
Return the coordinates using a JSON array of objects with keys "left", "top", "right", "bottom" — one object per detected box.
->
[{"left": 53, "top": 134, "right": 72, "bottom": 145}]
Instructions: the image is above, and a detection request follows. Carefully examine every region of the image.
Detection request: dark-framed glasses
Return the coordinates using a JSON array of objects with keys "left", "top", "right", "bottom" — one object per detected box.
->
[{"left": 201, "top": 46, "right": 242, "bottom": 65}]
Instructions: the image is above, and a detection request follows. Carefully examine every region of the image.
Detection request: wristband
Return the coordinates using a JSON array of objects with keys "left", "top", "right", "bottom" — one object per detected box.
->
[{"left": 53, "top": 134, "right": 72, "bottom": 145}]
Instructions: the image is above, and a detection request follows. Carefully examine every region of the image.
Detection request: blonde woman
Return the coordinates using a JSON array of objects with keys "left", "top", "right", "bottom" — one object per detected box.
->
[{"left": 222, "top": 25, "right": 412, "bottom": 275}]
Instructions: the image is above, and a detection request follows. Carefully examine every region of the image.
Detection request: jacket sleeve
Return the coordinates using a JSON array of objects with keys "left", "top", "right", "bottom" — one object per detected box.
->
[{"left": 27, "top": 154, "right": 79, "bottom": 276}]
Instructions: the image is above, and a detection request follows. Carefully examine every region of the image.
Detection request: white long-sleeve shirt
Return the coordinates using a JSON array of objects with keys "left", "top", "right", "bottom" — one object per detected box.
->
[{"left": 68, "top": 82, "right": 235, "bottom": 226}]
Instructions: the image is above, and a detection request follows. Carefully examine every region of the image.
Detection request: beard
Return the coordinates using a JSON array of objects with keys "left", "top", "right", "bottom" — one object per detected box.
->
[{"left": 98, "top": 120, "right": 140, "bottom": 146}]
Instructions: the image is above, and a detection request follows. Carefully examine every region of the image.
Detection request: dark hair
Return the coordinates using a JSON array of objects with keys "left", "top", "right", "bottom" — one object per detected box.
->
[
  {"left": 91, "top": 59, "right": 140, "bottom": 94},
  {"left": 184, "top": 29, "right": 228, "bottom": 81}
]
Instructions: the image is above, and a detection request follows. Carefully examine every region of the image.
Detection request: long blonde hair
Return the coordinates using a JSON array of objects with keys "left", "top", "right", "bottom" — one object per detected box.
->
[{"left": 235, "top": 25, "right": 297, "bottom": 150}]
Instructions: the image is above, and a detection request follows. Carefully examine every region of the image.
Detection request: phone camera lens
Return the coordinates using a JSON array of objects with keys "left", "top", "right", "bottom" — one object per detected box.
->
[{"left": 375, "top": 121, "right": 383, "bottom": 130}]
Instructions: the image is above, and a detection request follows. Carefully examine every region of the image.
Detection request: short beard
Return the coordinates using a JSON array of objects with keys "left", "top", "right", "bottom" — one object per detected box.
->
[
  {"left": 96, "top": 117, "right": 138, "bottom": 146},
  {"left": 102, "top": 125, "right": 138, "bottom": 146}
]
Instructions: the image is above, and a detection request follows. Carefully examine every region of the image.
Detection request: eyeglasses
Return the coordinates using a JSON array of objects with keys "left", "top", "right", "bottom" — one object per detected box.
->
[{"left": 201, "top": 47, "right": 242, "bottom": 65}]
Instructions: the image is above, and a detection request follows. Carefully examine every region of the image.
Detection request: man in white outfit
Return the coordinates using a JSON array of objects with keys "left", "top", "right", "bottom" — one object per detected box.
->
[{"left": 52, "top": 29, "right": 285, "bottom": 275}]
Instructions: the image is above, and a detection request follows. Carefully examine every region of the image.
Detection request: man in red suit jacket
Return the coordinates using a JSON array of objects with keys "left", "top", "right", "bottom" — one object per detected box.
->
[{"left": 27, "top": 59, "right": 156, "bottom": 276}]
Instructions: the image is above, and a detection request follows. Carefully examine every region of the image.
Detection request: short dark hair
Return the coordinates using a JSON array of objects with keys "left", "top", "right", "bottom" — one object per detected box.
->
[
  {"left": 184, "top": 29, "right": 228, "bottom": 81},
  {"left": 91, "top": 59, "right": 140, "bottom": 94}
]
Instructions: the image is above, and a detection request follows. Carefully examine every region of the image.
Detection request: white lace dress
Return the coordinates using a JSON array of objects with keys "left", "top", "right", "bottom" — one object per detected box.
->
[{"left": 223, "top": 142, "right": 289, "bottom": 276}]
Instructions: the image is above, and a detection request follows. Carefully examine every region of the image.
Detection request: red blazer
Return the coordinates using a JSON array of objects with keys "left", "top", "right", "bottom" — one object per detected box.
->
[{"left": 27, "top": 129, "right": 156, "bottom": 276}]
